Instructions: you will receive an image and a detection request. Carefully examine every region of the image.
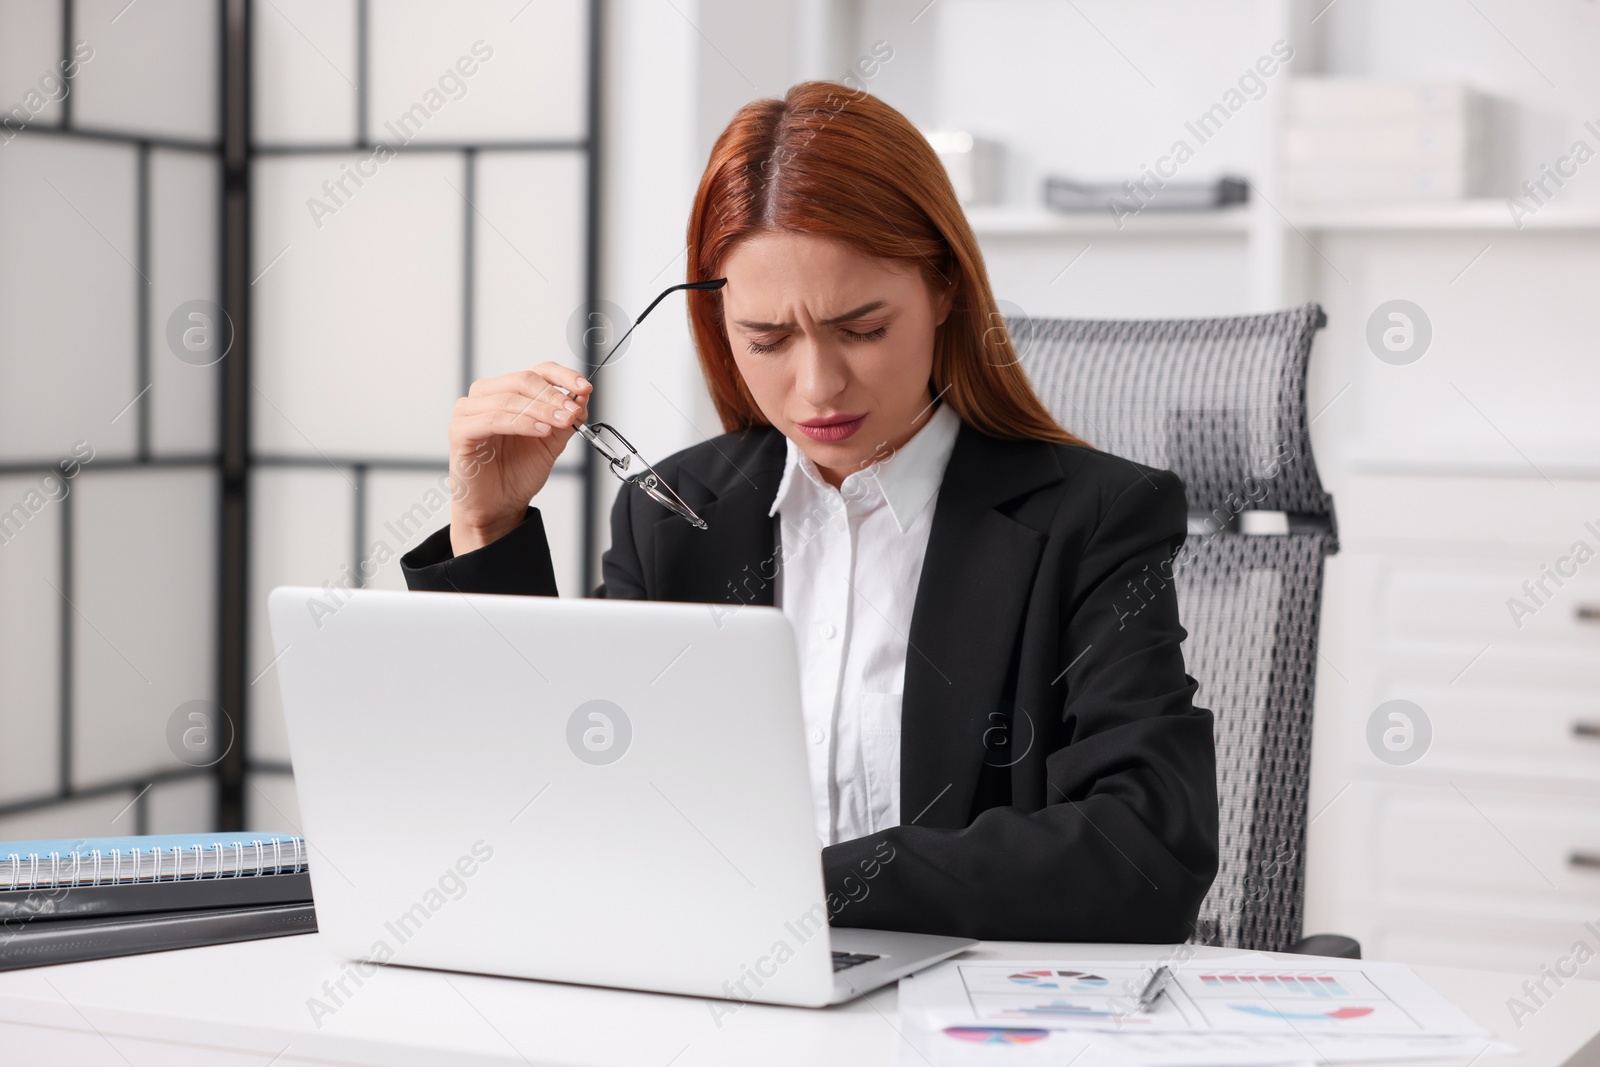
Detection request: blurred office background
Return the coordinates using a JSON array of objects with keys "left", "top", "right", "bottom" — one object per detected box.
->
[{"left": 1, "top": 0, "right": 1596, "bottom": 977}]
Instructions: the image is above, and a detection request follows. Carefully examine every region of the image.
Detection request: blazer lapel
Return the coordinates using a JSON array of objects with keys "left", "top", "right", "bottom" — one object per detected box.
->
[
  {"left": 900, "top": 423, "right": 1065, "bottom": 829},
  {"left": 650, "top": 428, "right": 787, "bottom": 607}
]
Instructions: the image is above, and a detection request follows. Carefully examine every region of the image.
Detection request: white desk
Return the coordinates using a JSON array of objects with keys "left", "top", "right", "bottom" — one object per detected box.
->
[{"left": 0, "top": 936, "right": 1596, "bottom": 1066}]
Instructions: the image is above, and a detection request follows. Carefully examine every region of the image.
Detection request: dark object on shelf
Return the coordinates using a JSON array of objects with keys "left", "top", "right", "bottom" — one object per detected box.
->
[
  {"left": 0, "top": 902, "right": 317, "bottom": 971},
  {"left": 1045, "top": 174, "right": 1250, "bottom": 213}
]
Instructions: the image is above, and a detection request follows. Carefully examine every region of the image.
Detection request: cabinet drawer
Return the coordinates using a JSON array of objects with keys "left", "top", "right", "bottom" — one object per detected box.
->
[
  {"left": 1372, "top": 684, "right": 1600, "bottom": 780},
  {"left": 1381, "top": 560, "right": 1600, "bottom": 652},
  {"left": 1372, "top": 786, "right": 1600, "bottom": 916},
  {"left": 1375, "top": 916, "right": 1600, "bottom": 980}
]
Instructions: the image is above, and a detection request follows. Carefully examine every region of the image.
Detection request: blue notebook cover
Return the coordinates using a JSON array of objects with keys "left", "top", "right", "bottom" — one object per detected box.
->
[
  {"left": 3, "top": 832, "right": 301, "bottom": 862},
  {"left": 2, "top": 832, "right": 307, "bottom": 889}
]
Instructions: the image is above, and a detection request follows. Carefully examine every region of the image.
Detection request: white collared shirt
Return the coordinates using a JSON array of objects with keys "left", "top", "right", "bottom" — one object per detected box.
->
[{"left": 768, "top": 401, "right": 962, "bottom": 846}]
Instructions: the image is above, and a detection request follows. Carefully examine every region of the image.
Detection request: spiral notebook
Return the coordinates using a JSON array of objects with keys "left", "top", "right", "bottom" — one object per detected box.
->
[
  {"left": 1, "top": 832, "right": 317, "bottom": 971},
  {"left": 1, "top": 832, "right": 312, "bottom": 923}
]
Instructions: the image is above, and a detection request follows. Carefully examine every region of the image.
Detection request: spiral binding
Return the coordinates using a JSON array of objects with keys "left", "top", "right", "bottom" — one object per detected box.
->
[{"left": 2, "top": 836, "right": 308, "bottom": 891}]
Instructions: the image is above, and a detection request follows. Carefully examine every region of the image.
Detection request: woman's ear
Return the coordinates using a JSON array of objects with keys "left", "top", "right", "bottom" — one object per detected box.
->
[{"left": 934, "top": 281, "right": 956, "bottom": 328}]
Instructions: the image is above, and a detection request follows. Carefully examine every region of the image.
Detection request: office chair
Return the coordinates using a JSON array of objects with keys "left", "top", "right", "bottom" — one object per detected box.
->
[{"left": 1013, "top": 303, "right": 1359, "bottom": 958}]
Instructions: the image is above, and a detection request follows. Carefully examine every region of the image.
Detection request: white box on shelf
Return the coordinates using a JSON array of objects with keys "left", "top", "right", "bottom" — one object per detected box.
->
[
  {"left": 920, "top": 129, "right": 1002, "bottom": 206},
  {"left": 1284, "top": 165, "right": 1478, "bottom": 201},
  {"left": 1283, "top": 122, "right": 1475, "bottom": 166},
  {"left": 1283, "top": 78, "right": 1492, "bottom": 202},
  {"left": 1286, "top": 79, "right": 1485, "bottom": 122}
]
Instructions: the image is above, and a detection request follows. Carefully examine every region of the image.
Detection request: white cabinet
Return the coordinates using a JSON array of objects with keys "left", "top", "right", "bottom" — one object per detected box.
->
[{"left": 1306, "top": 474, "right": 1600, "bottom": 972}]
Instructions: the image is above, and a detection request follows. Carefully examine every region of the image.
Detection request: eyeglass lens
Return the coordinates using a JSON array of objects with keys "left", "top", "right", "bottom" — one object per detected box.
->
[{"left": 633, "top": 471, "right": 708, "bottom": 530}]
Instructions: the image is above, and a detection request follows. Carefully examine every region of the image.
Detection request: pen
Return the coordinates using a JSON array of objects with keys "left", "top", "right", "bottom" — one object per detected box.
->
[{"left": 1135, "top": 965, "right": 1173, "bottom": 1011}]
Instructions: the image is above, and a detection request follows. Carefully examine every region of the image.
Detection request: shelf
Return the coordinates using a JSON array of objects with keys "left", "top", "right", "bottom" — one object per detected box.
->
[
  {"left": 965, "top": 200, "right": 1600, "bottom": 237},
  {"left": 963, "top": 204, "right": 1252, "bottom": 237},
  {"left": 1287, "top": 199, "right": 1600, "bottom": 232},
  {"left": 1345, "top": 446, "right": 1600, "bottom": 480}
]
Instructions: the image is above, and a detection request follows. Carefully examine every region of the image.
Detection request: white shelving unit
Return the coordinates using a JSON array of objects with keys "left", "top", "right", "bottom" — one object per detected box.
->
[
  {"left": 1288, "top": 200, "right": 1600, "bottom": 231},
  {"left": 850, "top": 0, "right": 1600, "bottom": 972}
]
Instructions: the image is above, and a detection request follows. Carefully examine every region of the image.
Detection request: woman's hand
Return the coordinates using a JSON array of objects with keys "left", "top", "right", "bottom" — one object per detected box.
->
[{"left": 447, "top": 362, "right": 593, "bottom": 556}]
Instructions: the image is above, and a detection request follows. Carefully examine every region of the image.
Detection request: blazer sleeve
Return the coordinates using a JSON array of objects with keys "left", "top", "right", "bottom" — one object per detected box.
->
[
  {"left": 819, "top": 468, "right": 1219, "bottom": 943},
  {"left": 399, "top": 481, "right": 648, "bottom": 599}
]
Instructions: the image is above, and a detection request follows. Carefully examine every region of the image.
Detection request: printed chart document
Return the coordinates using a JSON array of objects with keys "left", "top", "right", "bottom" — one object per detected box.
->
[{"left": 895, "top": 953, "right": 1516, "bottom": 1066}]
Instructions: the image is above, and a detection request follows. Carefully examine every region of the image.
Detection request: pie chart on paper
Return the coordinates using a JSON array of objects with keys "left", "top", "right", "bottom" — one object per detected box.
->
[{"left": 1006, "top": 969, "right": 1109, "bottom": 991}]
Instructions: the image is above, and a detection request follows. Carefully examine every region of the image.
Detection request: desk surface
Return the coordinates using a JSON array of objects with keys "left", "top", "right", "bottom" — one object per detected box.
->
[{"left": 0, "top": 936, "right": 1595, "bottom": 1067}]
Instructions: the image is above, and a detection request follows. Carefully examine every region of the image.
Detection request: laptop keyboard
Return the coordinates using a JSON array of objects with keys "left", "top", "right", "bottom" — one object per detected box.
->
[{"left": 831, "top": 951, "right": 881, "bottom": 972}]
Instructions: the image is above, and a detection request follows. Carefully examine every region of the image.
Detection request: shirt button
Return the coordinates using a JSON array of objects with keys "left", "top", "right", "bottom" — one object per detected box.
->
[
  {"left": 818, "top": 623, "right": 836, "bottom": 639},
  {"left": 810, "top": 728, "right": 826, "bottom": 744}
]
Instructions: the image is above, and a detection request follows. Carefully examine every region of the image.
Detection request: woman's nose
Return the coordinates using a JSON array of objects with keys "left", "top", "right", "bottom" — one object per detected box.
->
[{"left": 792, "top": 336, "right": 850, "bottom": 405}]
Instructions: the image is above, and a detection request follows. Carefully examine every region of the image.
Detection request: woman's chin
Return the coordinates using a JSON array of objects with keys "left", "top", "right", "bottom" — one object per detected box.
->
[{"left": 792, "top": 436, "right": 881, "bottom": 478}]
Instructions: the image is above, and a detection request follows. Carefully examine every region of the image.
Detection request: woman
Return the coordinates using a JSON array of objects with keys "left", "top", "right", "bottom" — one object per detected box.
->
[{"left": 401, "top": 81, "right": 1217, "bottom": 943}]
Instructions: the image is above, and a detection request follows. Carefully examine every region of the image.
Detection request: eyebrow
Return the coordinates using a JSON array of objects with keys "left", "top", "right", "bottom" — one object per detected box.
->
[{"left": 733, "top": 300, "right": 889, "bottom": 332}]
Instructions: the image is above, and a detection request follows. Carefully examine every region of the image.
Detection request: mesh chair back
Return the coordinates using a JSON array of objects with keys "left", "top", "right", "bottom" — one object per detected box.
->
[{"left": 1013, "top": 305, "right": 1333, "bottom": 952}]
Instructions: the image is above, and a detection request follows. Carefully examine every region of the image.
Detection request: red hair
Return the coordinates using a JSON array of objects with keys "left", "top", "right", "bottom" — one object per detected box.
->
[{"left": 685, "top": 80, "right": 1086, "bottom": 447}]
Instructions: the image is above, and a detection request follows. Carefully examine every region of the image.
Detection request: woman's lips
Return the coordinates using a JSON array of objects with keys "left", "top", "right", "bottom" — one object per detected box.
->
[{"left": 797, "top": 415, "right": 865, "bottom": 442}]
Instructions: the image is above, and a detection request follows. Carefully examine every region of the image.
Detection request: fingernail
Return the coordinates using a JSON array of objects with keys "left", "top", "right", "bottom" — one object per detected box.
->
[
  {"left": 563, "top": 399, "right": 580, "bottom": 412},
  {"left": 576, "top": 376, "right": 589, "bottom": 388},
  {"left": 553, "top": 409, "right": 571, "bottom": 422}
]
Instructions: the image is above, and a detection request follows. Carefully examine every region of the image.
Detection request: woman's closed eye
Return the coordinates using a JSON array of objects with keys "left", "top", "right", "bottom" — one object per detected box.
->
[{"left": 744, "top": 325, "right": 889, "bottom": 355}]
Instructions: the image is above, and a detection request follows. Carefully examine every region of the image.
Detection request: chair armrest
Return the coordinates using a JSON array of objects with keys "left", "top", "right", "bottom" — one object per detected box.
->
[{"left": 1287, "top": 933, "right": 1361, "bottom": 958}]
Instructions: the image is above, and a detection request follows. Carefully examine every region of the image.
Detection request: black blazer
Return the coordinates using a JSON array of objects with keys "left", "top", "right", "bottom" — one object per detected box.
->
[{"left": 401, "top": 418, "right": 1219, "bottom": 943}]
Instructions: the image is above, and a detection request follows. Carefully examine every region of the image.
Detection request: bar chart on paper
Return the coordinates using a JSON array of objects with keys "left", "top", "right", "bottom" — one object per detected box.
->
[{"left": 1178, "top": 967, "right": 1415, "bottom": 1031}]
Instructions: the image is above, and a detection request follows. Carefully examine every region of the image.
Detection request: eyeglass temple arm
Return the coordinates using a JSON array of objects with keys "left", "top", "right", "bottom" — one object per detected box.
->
[{"left": 589, "top": 278, "right": 727, "bottom": 378}]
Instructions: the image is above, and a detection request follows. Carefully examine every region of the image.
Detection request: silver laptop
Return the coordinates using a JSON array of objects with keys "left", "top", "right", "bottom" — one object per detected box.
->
[{"left": 267, "top": 585, "right": 973, "bottom": 1008}]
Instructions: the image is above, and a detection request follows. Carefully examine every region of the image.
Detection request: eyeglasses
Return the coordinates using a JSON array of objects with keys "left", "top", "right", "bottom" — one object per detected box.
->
[
  {"left": 572, "top": 278, "right": 727, "bottom": 530},
  {"left": 576, "top": 420, "right": 708, "bottom": 529}
]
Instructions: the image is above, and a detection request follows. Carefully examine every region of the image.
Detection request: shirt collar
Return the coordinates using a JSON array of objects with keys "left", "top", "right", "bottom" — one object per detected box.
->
[{"left": 768, "top": 400, "right": 961, "bottom": 534}]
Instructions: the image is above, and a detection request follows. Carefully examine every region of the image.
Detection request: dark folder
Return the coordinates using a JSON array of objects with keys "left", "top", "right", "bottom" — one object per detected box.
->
[
  {"left": 1, "top": 869, "right": 313, "bottom": 922},
  {"left": 0, "top": 902, "right": 317, "bottom": 971}
]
